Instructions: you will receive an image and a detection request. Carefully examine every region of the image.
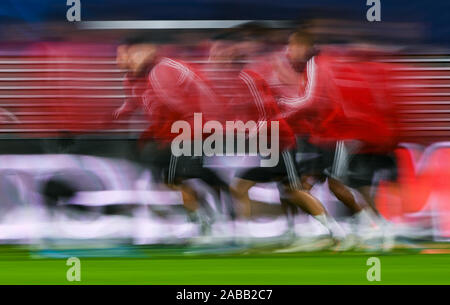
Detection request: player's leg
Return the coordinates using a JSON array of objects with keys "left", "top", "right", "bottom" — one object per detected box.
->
[
  {"left": 357, "top": 185, "right": 379, "bottom": 215},
  {"left": 280, "top": 185, "right": 348, "bottom": 240},
  {"left": 300, "top": 174, "right": 321, "bottom": 191},
  {"left": 325, "top": 141, "right": 375, "bottom": 228},
  {"left": 168, "top": 154, "right": 219, "bottom": 235},
  {"left": 174, "top": 154, "right": 234, "bottom": 231},
  {"left": 230, "top": 177, "right": 257, "bottom": 219},
  {"left": 347, "top": 154, "right": 381, "bottom": 213},
  {"left": 283, "top": 188, "right": 324, "bottom": 215},
  {"left": 328, "top": 177, "right": 362, "bottom": 213},
  {"left": 280, "top": 150, "right": 348, "bottom": 241},
  {"left": 198, "top": 166, "right": 235, "bottom": 221},
  {"left": 351, "top": 153, "right": 398, "bottom": 218},
  {"left": 295, "top": 136, "right": 323, "bottom": 192},
  {"left": 346, "top": 153, "right": 398, "bottom": 250}
]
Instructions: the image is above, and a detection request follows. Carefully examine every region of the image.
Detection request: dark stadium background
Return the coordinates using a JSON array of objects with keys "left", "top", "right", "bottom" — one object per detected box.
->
[{"left": 0, "top": 1, "right": 448, "bottom": 45}]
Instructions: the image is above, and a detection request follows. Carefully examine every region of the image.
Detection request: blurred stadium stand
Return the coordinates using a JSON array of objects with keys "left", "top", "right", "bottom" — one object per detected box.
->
[{"left": 0, "top": 43, "right": 449, "bottom": 145}]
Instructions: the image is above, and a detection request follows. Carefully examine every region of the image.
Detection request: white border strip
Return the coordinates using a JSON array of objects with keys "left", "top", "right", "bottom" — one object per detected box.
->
[{"left": 79, "top": 20, "right": 256, "bottom": 30}]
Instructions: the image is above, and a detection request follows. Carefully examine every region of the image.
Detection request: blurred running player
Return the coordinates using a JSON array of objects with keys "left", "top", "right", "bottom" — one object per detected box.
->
[
  {"left": 208, "top": 33, "right": 348, "bottom": 243},
  {"left": 246, "top": 30, "right": 375, "bottom": 232},
  {"left": 112, "top": 34, "right": 232, "bottom": 235},
  {"left": 326, "top": 42, "right": 400, "bottom": 220}
]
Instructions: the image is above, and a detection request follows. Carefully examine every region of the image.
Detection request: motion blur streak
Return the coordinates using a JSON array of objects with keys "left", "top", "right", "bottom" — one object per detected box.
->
[{"left": 0, "top": 2, "right": 449, "bottom": 264}]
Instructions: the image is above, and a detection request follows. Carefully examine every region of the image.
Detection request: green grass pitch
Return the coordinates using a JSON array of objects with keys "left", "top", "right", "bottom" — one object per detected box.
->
[{"left": 0, "top": 245, "right": 449, "bottom": 284}]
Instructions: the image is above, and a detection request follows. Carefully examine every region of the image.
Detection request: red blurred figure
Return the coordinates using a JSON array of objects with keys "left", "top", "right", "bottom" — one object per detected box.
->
[
  {"left": 112, "top": 35, "right": 229, "bottom": 233},
  {"left": 208, "top": 35, "right": 349, "bottom": 243},
  {"left": 245, "top": 30, "right": 389, "bottom": 230}
]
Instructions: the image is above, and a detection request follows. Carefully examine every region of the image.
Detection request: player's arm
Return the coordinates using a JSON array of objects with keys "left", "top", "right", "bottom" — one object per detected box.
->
[
  {"left": 149, "top": 60, "right": 187, "bottom": 110},
  {"left": 113, "top": 98, "right": 139, "bottom": 120},
  {"left": 113, "top": 77, "right": 140, "bottom": 120},
  {"left": 276, "top": 57, "right": 319, "bottom": 121}
]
